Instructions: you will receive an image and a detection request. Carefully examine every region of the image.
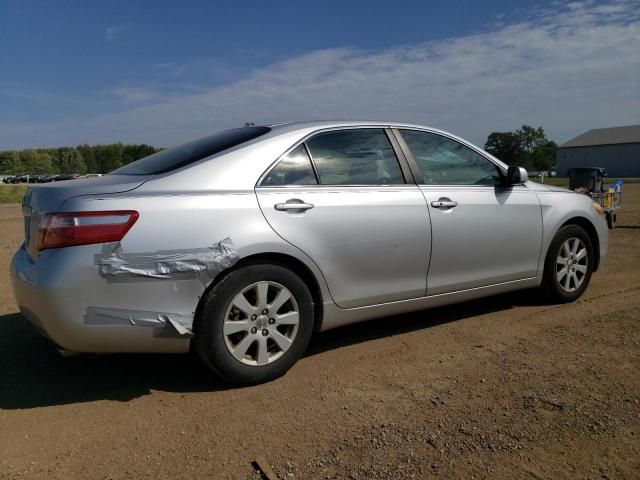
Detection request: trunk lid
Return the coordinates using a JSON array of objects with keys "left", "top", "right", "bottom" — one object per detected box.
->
[{"left": 22, "top": 174, "right": 151, "bottom": 260}]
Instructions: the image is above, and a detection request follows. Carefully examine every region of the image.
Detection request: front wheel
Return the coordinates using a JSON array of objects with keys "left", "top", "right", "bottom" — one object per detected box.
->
[
  {"left": 194, "top": 264, "right": 314, "bottom": 385},
  {"left": 541, "top": 224, "right": 594, "bottom": 303}
]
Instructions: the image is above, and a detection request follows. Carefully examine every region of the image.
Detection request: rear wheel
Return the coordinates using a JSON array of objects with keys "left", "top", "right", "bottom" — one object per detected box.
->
[
  {"left": 541, "top": 225, "right": 594, "bottom": 303},
  {"left": 194, "top": 264, "right": 314, "bottom": 385}
]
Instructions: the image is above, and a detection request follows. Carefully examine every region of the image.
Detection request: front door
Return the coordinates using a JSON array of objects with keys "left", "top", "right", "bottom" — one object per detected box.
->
[
  {"left": 256, "top": 128, "right": 431, "bottom": 308},
  {"left": 396, "top": 129, "right": 543, "bottom": 295}
]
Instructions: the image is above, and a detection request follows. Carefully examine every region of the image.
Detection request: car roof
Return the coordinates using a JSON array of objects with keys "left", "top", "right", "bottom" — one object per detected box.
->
[
  {"left": 263, "top": 121, "right": 488, "bottom": 153},
  {"left": 263, "top": 120, "right": 506, "bottom": 168},
  {"left": 266, "top": 120, "right": 445, "bottom": 135}
]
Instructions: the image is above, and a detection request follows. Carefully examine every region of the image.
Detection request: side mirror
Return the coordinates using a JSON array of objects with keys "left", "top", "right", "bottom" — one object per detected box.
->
[{"left": 506, "top": 166, "right": 528, "bottom": 185}]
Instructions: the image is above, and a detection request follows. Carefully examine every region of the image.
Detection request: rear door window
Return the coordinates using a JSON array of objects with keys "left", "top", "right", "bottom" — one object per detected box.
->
[
  {"left": 261, "top": 145, "right": 318, "bottom": 186},
  {"left": 305, "top": 129, "right": 405, "bottom": 185}
]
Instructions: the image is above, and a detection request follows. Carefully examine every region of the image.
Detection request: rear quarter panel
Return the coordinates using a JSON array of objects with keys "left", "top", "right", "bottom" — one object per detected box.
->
[{"left": 48, "top": 189, "right": 331, "bottom": 351}]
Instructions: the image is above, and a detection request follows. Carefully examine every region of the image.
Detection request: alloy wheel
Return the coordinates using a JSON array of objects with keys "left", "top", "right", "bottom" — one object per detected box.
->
[
  {"left": 223, "top": 281, "right": 300, "bottom": 366},
  {"left": 556, "top": 237, "right": 588, "bottom": 293}
]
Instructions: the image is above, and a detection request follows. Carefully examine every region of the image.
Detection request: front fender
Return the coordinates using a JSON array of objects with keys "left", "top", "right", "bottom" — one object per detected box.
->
[{"left": 537, "top": 191, "right": 608, "bottom": 279}]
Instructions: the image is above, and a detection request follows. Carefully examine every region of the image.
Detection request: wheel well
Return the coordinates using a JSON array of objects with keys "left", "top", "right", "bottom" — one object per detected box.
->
[
  {"left": 193, "top": 252, "right": 325, "bottom": 334},
  {"left": 560, "top": 217, "right": 601, "bottom": 271}
]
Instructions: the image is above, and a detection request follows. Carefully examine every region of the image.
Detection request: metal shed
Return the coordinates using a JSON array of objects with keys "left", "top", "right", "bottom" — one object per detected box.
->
[{"left": 556, "top": 125, "right": 640, "bottom": 177}]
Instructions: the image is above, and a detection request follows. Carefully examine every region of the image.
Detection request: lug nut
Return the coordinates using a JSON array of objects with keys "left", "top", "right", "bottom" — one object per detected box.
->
[
  {"left": 251, "top": 314, "right": 257, "bottom": 320},
  {"left": 262, "top": 309, "right": 268, "bottom": 315},
  {"left": 262, "top": 329, "right": 269, "bottom": 336},
  {"left": 251, "top": 327, "right": 257, "bottom": 334},
  {"left": 268, "top": 318, "right": 275, "bottom": 324}
]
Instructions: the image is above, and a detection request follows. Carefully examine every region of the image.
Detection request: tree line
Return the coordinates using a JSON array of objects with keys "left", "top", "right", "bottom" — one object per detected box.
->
[
  {"left": 0, "top": 124, "right": 557, "bottom": 176},
  {"left": 484, "top": 125, "right": 556, "bottom": 172},
  {"left": 0, "top": 144, "right": 161, "bottom": 175}
]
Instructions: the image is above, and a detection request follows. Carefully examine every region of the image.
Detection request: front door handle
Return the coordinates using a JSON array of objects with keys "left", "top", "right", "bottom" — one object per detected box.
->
[
  {"left": 431, "top": 198, "right": 458, "bottom": 209},
  {"left": 274, "top": 200, "right": 315, "bottom": 212}
]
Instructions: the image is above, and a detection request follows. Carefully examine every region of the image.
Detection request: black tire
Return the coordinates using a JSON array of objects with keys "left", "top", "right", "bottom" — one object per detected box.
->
[
  {"left": 606, "top": 212, "right": 616, "bottom": 229},
  {"left": 194, "top": 264, "right": 314, "bottom": 385},
  {"left": 541, "top": 224, "right": 594, "bottom": 303}
]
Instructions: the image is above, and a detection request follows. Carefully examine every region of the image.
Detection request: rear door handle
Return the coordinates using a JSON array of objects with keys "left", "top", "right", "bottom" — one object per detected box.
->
[
  {"left": 430, "top": 199, "right": 458, "bottom": 209},
  {"left": 274, "top": 200, "right": 315, "bottom": 212}
]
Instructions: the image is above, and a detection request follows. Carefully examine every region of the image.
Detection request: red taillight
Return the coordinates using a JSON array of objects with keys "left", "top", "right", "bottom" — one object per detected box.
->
[{"left": 38, "top": 211, "right": 139, "bottom": 251}]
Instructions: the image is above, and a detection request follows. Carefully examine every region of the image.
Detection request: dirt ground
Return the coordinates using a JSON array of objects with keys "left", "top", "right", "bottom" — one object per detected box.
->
[{"left": 0, "top": 187, "right": 638, "bottom": 480}]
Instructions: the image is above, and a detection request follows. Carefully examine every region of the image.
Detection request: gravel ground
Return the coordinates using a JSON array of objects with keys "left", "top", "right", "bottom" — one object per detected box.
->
[{"left": 0, "top": 188, "right": 638, "bottom": 480}]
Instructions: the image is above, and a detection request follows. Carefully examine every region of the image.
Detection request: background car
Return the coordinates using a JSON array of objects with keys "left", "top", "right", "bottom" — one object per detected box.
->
[
  {"left": 52, "top": 173, "right": 80, "bottom": 182},
  {"left": 11, "top": 121, "right": 608, "bottom": 384}
]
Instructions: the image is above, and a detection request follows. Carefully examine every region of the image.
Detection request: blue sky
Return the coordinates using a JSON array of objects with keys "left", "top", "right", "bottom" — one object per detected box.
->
[{"left": 1, "top": 0, "right": 639, "bottom": 149}]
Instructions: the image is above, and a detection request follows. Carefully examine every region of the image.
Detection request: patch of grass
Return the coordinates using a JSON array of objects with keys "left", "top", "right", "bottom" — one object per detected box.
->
[{"left": 0, "top": 184, "right": 28, "bottom": 204}]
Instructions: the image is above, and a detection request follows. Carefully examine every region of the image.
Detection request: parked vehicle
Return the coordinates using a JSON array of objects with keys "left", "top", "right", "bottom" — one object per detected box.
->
[
  {"left": 11, "top": 122, "right": 608, "bottom": 384},
  {"left": 52, "top": 174, "right": 79, "bottom": 182}
]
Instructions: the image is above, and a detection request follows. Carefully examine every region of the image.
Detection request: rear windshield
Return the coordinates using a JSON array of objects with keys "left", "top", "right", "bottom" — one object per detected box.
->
[{"left": 111, "top": 126, "right": 271, "bottom": 175}]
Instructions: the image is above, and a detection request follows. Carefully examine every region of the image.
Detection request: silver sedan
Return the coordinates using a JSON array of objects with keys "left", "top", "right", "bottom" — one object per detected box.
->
[{"left": 11, "top": 121, "right": 608, "bottom": 384}]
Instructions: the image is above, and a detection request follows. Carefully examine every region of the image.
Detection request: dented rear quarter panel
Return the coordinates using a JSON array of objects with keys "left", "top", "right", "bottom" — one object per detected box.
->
[{"left": 20, "top": 186, "right": 332, "bottom": 353}]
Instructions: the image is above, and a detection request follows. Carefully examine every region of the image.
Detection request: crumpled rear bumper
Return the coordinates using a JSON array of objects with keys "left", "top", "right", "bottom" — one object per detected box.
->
[{"left": 10, "top": 244, "right": 193, "bottom": 354}]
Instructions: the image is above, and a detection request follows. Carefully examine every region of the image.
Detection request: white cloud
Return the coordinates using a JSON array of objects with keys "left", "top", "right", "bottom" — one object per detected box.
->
[
  {"left": 110, "top": 87, "right": 164, "bottom": 105},
  {"left": 3, "top": 0, "right": 639, "bottom": 149},
  {"left": 105, "top": 25, "right": 128, "bottom": 44}
]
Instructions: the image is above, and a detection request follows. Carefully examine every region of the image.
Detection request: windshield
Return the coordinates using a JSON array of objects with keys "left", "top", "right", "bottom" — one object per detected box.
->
[{"left": 111, "top": 126, "right": 271, "bottom": 175}]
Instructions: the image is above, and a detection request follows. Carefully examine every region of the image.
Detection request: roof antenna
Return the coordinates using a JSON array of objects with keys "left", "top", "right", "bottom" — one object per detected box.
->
[{"left": 244, "top": 122, "right": 255, "bottom": 127}]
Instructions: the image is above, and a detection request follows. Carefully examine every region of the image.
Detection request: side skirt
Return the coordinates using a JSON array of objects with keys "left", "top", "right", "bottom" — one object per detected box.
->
[{"left": 319, "top": 277, "right": 540, "bottom": 331}]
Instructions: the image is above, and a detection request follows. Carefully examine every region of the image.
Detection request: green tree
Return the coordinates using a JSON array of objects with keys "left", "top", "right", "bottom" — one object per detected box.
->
[
  {"left": 2, "top": 143, "right": 162, "bottom": 175},
  {"left": 19, "top": 149, "right": 54, "bottom": 175},
  {"left": 514, "top": 125, "right": 556, "bottom": 171},
  {"left": 54, "top": 147, "right": 87, "bottom": 174},
  {"left": 484, "top": 132, "right": 523, "bottom": 166},
  {"left": 0, "top": 151, "right": 22, "bottom": 174},
  {"left": 67, "top": 148, "right": 87, "bottom": 174},
  {"left": 77, "top": 144, "right": 97, "bottom": 172},
  {"left": 122, "top": 144, "right": 157, "bottom": 165},
  {"left": 531, "top": 140, "right": 557, "bottom": 171},
  {"left": 94, "top": 144, "right": 124, "bottom": 172},
  {"left": 485, "top": 125, "right": 557, "bottom": 171}
]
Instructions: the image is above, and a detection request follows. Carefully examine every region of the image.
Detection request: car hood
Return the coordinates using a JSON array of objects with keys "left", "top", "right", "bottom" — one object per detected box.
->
[{"left": 526, "top": 181, "right": 573, "bottom": 193}]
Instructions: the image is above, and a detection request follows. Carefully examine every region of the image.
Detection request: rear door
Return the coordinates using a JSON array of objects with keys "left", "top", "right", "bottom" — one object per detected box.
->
[
  {"left": 255, "top": 127, "right": 431, "bottom": 309},
  {"left": 395, "top": 128, "right": 543, "bottom": 295}
]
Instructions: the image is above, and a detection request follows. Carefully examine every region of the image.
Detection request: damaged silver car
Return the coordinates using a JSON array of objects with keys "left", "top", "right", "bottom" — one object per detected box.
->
[{"left": 11, "top": 121, "right": 608, "bottom": 384}]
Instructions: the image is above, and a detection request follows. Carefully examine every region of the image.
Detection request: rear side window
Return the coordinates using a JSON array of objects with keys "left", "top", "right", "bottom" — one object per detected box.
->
[
  {"left": 305, "top": 129, "right": 404, "bottom": 185},
  {"left": 111, "top": 126, "right": 271, "bottom": 175},
  {"left": 261, "top": 145, "right": 318, "bottom": 186}
]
